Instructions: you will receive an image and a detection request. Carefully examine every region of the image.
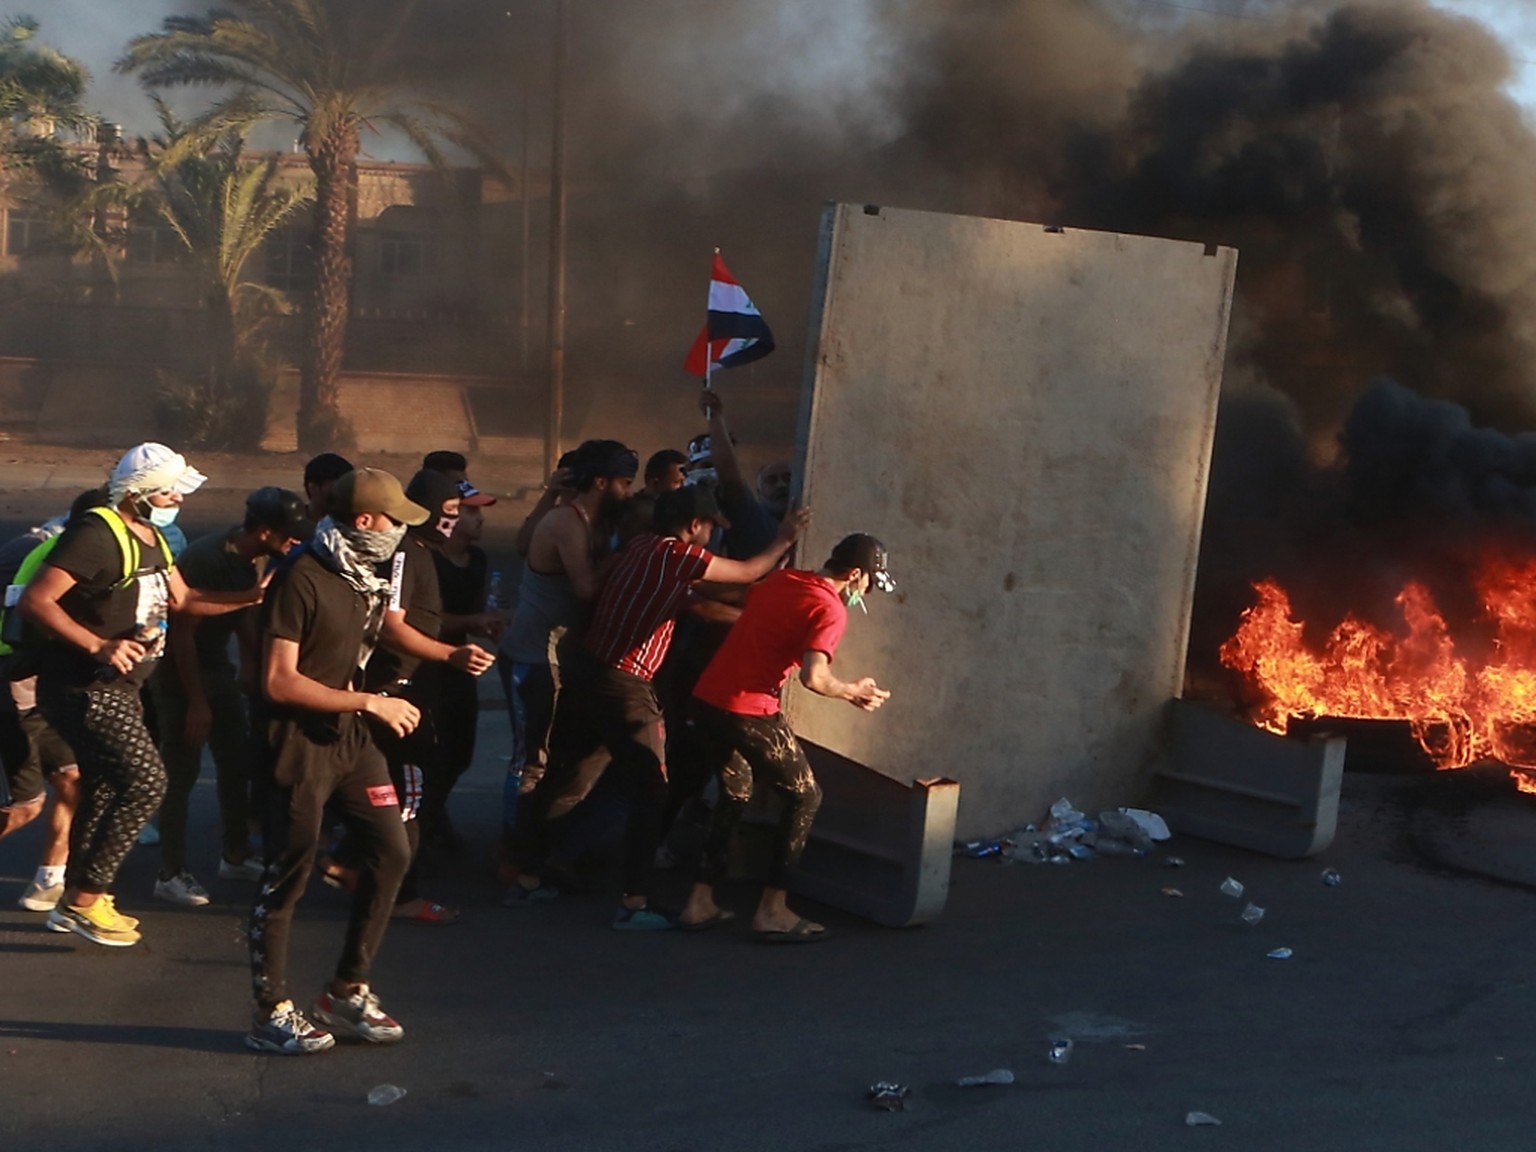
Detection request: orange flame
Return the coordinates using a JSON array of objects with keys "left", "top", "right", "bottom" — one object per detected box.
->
[{"left": 1220, "top": 554, "right": 1536, "bottom": 781}]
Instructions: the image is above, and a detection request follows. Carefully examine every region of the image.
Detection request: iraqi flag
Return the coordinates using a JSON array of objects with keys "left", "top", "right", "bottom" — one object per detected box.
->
[{"left": 684, "top": 251, "right": 775, "bottom": 377}]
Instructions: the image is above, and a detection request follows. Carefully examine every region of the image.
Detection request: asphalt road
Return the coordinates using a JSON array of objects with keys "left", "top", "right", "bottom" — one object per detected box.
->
[{"left": 2, "top": 479, "right": 1536, "bottom": 1150}]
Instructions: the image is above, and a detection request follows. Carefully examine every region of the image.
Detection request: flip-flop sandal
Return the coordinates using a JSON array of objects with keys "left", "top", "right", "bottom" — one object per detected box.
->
[
  {"left": 680, "top": 909, "right": 737, "bottom": 932},
  {"left": 755, "top": 917, "right": 831, "bottom": 944},
  {"left": 394, "top": 900, "right": 461, "bottom": 925}
]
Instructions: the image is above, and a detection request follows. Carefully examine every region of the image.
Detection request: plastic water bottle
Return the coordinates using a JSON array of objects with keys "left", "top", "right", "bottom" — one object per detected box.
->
[
  {"left": 367, "top": 1084, "right": 406, "bottom": 1106},
  {"left": 487, "top": 570, "right": 507, "bottom": 611}
]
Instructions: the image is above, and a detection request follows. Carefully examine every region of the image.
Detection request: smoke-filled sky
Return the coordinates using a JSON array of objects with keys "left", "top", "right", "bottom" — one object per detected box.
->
[{"left": 10, "top": 0, "right": 1536, "bottom": 136}]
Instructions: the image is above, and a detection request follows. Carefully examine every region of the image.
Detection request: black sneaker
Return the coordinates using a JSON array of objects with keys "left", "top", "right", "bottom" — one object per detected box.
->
[{"left": 246, "top": 1000, "right": 335, "bottom": 1055}]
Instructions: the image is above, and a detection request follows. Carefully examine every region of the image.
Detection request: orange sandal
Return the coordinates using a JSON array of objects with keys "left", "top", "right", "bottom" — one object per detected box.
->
[{"left": 392, "top": 898, "right": 461, "bottom": 925}]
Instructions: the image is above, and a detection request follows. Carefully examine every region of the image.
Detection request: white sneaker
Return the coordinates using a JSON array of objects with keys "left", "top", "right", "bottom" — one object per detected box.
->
[
  {"left": 154, "top": 870, "right": 211, "bottom": 907},
  {"left": 217, "top": 856, "right": 265, "bottom": 882},
  {"left": 18, "top": 879, "right": 64, "bottom": 912}
]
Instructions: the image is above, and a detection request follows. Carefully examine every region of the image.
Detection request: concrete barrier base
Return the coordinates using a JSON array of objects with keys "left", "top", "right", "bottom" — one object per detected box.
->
[
  {"left": 735, "top": 740, "right": 960, "bottom": 928},
  {"left": 1148, "top": 699, "right": 1346, "bottom": 859}
]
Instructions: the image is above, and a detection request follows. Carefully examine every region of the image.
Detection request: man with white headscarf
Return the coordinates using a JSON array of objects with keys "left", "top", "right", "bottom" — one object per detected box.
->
[{"left": 20, "top": 443, "right": 262, "bottom": 948}]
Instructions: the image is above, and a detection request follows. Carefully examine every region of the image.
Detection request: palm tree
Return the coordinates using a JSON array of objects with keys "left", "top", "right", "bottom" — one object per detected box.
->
[
  {"left": 126, "top": 100, "right": 313, "bottom": 446},
  {"left": 137, "top": 99, "right": 312, "bottom": 378},
  {"left": 118, "top": 0, "right": 489, "bottom": 450},
  {"left": 0, "top": 15, "right": 92, "bottom": 187}
]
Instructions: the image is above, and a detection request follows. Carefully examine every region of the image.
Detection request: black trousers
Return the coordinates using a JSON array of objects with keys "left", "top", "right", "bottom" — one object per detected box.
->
[
  {"left": 514, "top": 652, "right": 669, "bottom": 900},
  {"left": 250, "top": 713, "right": 410, "bottom": 1012},
  {"left": 419, "top": 665, "right": 478, "bottom": 827},
  {"left": 691, "top": 701, "right": 823, "bottom": 889}
]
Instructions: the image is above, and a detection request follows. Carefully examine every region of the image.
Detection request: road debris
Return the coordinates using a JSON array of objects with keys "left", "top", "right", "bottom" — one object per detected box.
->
[
  {"left": 867, "top": 1082, "right": 911, "bottom": 1111},
  {"left": 1321, "top": 868, "right": 1342, "bottom": 887},
  {"left": 1240, "top": 902, "right": 1266, "bottom": 926},
  {"left": 956, "top": 1068, "right": 1015, "bottom": 1086},
  {"left": 1185, "top": 1111, "right": 1223, "bottom": 1127},
  {"left": 1161, "top": 887, "right": 1184, "bottom": 898},
  {"left": 1219, "top": 877, "right": 1245, "bottom": 898},
  {"left": 1267, "top": 947, "right": 1293, "bottom": 959},
  {"left": 367, "top": 1085, "right": 407, "bottom": 1107},
  {"left": 1048, "top": 1039, "right": 1074, "bottom": 1065}
]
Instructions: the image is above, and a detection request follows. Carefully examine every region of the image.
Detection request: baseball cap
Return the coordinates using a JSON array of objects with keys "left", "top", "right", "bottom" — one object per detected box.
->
[
  {"left": 245, "top": 486, "right": 314, "bottom": 540},
  {"left": 111, "top": 442, "right": 207, "bottom": 498},
  {"left": 687, "top": 433, "right": 712, "bottom": 466},
  {"left": 456, "top": 478, "right": 497, "bottom": 507},
  {"left": 654, "top": 485, "right": 731, "bottom": 533},
  {"left": 827, "top": 533, "right": 896, "bottom": 593},
  {"left": 329, "top": 468, "right": 429, "bottom": 525}
]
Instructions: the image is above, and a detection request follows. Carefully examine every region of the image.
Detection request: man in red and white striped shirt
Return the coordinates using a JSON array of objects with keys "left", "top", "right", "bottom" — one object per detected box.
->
[{"left": 508, "top": 485, "right": 808, "bottom": 929}]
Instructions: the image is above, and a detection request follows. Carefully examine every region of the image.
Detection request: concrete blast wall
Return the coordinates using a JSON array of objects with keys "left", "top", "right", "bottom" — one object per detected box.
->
[{"left": 785, "top": 205, "right": 1237, "bottom": 839}]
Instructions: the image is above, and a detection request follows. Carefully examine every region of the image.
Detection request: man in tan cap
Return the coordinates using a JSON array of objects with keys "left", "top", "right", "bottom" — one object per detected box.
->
[{"left": 246, "top": 468, "right": 426, "bottom": 1056}]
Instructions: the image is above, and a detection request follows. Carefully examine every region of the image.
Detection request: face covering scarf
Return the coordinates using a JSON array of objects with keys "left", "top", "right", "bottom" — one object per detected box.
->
[{"left": 310, "top": 516, "right": 407, "bottom": 671}]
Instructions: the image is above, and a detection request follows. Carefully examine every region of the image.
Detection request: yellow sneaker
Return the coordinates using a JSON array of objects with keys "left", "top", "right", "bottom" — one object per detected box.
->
[
  {"left": 96, "top": 895, "right": 141, "bottom": 930},
  {"left": 48, "top": 897, "right": 142, "bottom": 947}
]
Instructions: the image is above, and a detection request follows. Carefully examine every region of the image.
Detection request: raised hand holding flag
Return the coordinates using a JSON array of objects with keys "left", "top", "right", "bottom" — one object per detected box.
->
[{"left": 685, "top": 250, "right": 775, "bottom": 378}]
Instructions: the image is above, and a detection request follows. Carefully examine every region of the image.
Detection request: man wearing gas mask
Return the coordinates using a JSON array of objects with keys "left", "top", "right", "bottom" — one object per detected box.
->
[{"left": 679, "top": 534, "right": 894, "bottom": 942}]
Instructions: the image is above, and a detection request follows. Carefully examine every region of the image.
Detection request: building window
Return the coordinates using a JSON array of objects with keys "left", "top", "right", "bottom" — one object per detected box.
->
[
  {"left": 126, "top": 220, "right": 186, "bottom": 265},
  {"left": 264, "top": 227, "right": 314, "bottom": 291},
  {"left": 5, "top": 212, "right": 52, "bottom": 255},
  {"left": 380, "top": 234, "right": 437, "bottom": 278}
]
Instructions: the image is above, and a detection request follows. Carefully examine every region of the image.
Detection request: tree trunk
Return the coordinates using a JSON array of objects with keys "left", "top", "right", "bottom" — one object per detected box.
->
[{"left": 298, "top": 122, "right": 359, "bottom": 451}]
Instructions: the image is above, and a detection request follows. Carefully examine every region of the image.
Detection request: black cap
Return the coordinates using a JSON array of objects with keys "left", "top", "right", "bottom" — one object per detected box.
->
[
  {"left": 303, "top": 452, "right": 353, "bottom": 489},
  {"left": 405, "top": 469, "right": 464, "bottom": 522},
  {"left": 827, "top": 533, "right": 895, "bottom": 592},
  {"left": 654, "top": 485, "right": 732, "bottom": 534},
  {"left": 245, "top": 486, "right": 314, "bottom": 540}
]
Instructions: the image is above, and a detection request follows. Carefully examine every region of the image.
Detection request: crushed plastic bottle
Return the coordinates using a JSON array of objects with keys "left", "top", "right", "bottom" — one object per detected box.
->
[
  {"left": 956, "top": 1068, "right": 1015, "bottom": 1087},
  {"left": 867, "top": 1082, "right": 910, "bottom": 1111},
  {"left": 367, "top": 1084, "right": 407, "bottom": 1107},
  {"left": 1267, "top": 947, "right": 1293, "bottom": 959},
  {"left": 1185, "top": 1111, "right": 1223, "bottom": 1127},
  {"left": 1048, "top": 1039, "right": 1074, "bottom": 1065},
  {"left": 1049, "top": 797, "right": 1086, "bottom": 825},
  {"left": 1240, "top": 902, "right": 1265, "bottom": 926},
  {"left": 1321, "top": 868, "right": 1342, "bottom": 887},
  {"left": 1164, "top": 855, "right": 1185, "bottom": 868},
  {"left": 954, "top": 840, "right": 1003, "bottom": 859},
  {"left": 1219, "top": 877, "right": 1244, "bottom": 898}
]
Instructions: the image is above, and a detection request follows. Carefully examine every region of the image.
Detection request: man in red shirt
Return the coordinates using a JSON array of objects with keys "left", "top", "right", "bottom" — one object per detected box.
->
[
  {"left": 679, "top": 533, "right": 894, "bottom": 942},
  {"left": 508, "top": 485, "right": 808, "bottom": 929}
]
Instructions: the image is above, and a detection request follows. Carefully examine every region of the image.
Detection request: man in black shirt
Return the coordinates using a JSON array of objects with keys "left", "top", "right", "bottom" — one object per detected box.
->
[
  {"left": 247, "top": 468, "right": 424, "bottom": 1055},
  {"left": 150, "top": 488, "right": 313, "bottom": 907},
  {"left": 420, "top": 457, "right": 503, "bottom": 850},
  {"left": 343, "top": 469, "right": 494, "bottom": 922}
]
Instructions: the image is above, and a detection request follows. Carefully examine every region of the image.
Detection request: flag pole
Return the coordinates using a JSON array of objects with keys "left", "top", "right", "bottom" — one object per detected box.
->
[{"left": 704, "top": 246, "right": 719, "bottom": 401}]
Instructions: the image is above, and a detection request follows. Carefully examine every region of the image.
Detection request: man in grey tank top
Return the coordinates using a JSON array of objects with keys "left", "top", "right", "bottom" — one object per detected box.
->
[{"left": 497, "top": 441, "right": 637, "bottom": 871}]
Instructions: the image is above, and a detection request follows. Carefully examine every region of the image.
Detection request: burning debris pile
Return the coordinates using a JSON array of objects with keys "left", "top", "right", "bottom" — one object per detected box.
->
[{"left": 1213, "top": 379, "right": 1536, "bottom": 787}]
